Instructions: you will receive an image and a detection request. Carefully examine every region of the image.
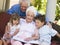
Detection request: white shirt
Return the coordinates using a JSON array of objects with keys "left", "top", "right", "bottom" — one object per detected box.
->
[
  {"left": 38, "top": 25, "right": 57, "bottom": 45},
  {"left": 9, "top": 24, "right": 20, "bottom": 35},
  {"left": 12, "top": 18, "right": 36, "bottom": 43},
  {"left": 7, "top": 22, "right": 20, "bottom": 35}
]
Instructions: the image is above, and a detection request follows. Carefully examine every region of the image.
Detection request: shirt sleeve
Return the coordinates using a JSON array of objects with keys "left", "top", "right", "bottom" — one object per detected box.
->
[
  {"left": 16, "top": 24, "right": 20, "bottom": 30},
  {"left": 50, "top": 28, "right": 58, "bottom": 37},
  {"left": 7, "top": 4, "right": 19, "bottom": 14}
]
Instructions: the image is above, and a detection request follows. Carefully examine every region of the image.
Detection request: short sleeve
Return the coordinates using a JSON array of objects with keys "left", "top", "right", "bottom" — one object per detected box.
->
[
  {"left": 50, "top": 28, "right": 58, "bottom": 37},
  {"left": 16, "top": 24, "right": 20, "bottom": 29}
]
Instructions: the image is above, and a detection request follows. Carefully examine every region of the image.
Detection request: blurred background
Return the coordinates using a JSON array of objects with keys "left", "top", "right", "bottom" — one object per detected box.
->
[{"left": 0, "top": 0, "right": 60, "bottom": 25}]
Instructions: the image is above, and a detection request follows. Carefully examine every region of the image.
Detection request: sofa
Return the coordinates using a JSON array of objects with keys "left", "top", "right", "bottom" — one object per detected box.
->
[
  {"left": 0, "top": 12, "right": 11, "bottom": 38},
  {"left": 51, "top": 22, "right": 60, "bottom": 45},
  {"left": 0, "top": 12, "right": 60, "bottom": 45},
  {"left": 0, "top": 12, "right": 11, "bottom": 45}
]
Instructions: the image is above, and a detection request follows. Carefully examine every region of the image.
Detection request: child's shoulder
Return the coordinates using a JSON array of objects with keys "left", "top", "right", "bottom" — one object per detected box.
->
[
  {"left": 41, "top": 25, "right": 50, "bottom": 30},
  {"left": 43, "top": 25, "right": 50, "bottom": 28}
]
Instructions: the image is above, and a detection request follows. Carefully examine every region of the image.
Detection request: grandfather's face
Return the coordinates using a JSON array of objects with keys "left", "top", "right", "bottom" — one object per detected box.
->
[
  {"left": 26, "top": 11, "right": 34, "bottom": 23},
  {"left": 20, "top": 2, "right": 28, "bottom": 12}
]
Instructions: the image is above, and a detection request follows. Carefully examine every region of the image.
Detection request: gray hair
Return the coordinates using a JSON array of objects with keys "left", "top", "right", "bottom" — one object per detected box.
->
[
  {"left": 19, "top": 0, "right": 30, "bottom": 7},
  {"left": 26, "top": 6, "right": 37, "bottom": 16}
]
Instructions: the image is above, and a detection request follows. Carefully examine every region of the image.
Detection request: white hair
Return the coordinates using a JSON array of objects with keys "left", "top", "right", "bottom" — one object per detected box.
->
[
  {"left": 26, "top": 6, "right": 37, "bottom": 16},
  {"left": 19, "top": 0, "right": 30, "bottom": 7}
]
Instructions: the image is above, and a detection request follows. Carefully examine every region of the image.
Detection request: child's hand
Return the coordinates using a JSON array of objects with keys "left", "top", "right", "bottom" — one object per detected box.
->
[
  {"left": 6, "top": 33, "right": 11, "bottom": 39},
  {"left": 24, "top": 37, "right": 32, "bottom": 41}
]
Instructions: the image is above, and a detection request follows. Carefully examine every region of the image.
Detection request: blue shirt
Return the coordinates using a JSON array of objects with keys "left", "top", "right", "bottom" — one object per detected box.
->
[{"left": 7, "top": 4, "right": 26, "bottom": 17}]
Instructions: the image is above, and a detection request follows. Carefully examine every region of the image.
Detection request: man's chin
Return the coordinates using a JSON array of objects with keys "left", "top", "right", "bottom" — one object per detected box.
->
[{"left": 21, "top": 10, "right": 26, "bottom": 12}]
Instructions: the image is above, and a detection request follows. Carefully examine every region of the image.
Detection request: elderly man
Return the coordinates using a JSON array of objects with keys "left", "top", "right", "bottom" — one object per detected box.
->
[{"left": 7, "top": 0, "right": 30, "bottom": 18}]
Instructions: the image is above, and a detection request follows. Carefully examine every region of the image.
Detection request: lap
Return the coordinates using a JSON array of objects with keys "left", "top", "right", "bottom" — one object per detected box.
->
[
  {"left": 11, "top": 40, "right": 38, "bottom": 45},
  {"left": 0, "top": 40, "right": 2, "bottom": 45},
  {"left": 40, "top": 42, "right": 50, "bottom": 45}
]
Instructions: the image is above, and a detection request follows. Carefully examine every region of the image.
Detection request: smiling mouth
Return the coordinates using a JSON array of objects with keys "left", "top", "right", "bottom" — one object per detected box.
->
[{"left": 28, "top": 18, "right": 31, "bottom": 20}]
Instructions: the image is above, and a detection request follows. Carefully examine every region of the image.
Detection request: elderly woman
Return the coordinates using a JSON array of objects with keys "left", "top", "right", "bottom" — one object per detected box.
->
[{"left": 11, "top": 6, "right": 38, "bottom": 45}]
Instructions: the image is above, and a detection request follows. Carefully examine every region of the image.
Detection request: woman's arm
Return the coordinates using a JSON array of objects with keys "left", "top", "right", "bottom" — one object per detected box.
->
[
  {"left": 24, "top": 29, "right": 39, "bottom": 41},
  {"left": 32, "top": 29, "right": 39, "bottom": 40}
]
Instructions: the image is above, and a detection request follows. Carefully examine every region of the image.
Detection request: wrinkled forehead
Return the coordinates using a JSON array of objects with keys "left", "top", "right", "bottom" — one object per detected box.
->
[
  {"left": 20, "top": 2, "right": 28, "bottom": 7},
  {"left": 20, "top": 1, "right": 28, "bottom": 5},
  {"left": 19, "top": 0, "right": 30, "bottom": 6}
]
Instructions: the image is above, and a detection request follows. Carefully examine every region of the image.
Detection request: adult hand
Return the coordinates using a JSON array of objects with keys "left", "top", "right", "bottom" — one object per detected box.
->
[{"left": 24, "top": 37, "right": 32, "bottom": 41}]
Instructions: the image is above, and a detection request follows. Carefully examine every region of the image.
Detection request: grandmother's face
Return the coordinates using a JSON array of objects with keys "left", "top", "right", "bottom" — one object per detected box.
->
[{"left": 26, "top": 11, "right": 34, "bottom": 23}]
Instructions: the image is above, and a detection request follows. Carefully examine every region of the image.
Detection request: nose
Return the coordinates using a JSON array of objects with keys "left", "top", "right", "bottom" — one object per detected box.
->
[{"left": 22, "top": 7, "right": 26, "bottom": 10}]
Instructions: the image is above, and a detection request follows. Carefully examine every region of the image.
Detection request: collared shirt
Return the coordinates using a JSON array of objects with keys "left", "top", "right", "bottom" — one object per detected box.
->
[
  {"left": 38, "top": 25, "right": 57, "bottom": 45},
  {"left": 7, "top": 4, "right": 39, "bottom": 18},
  {"left": 7, "top": 4, "right": 26, "bottom": 17}
]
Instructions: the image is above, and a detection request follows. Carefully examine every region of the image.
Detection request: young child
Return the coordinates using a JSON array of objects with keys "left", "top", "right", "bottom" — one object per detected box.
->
[
  {"left": 2, "top": 13, "right": 20, "bottom": 45},
  {"left": 34, "top": 14, "right": 60, "bottom": 45}
]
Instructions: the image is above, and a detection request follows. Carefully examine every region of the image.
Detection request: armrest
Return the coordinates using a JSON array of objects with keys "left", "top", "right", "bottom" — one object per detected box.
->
[{"left": 0, "top": 12, "right": 11, "bottom": 37}]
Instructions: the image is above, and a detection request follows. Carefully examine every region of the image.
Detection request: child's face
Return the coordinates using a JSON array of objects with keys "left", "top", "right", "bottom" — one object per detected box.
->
[
  {"left": 13, "top": 20, "right": 19, "bottom": 25},
  {"left": 35, "top": 19, "right": 44, "bottom": 29}
]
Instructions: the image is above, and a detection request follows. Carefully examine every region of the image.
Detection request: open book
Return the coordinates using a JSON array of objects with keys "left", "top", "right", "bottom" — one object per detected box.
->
[{"left": 12, "top": 37, "right": 39, "bottom": 44}]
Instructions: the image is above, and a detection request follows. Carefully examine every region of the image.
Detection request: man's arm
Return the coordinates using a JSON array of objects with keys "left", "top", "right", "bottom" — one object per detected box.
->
[
  {"left": 56, "top": 33, "right": 60, "bottom": 38},
  {"left": 7, "top": 4, "right": 19, "bottom": 15}
]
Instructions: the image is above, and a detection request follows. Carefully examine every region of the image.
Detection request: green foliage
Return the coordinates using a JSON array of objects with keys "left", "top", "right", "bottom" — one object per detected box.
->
[
  {"left": 55, "top": 0, "right": 60, "bottom": 20},
  {"left": 31, "top": 0, "right": 41, "bottom": 10},
  {"left": 31, "top": 0, "right": 47, "bottom": 14},
  {"left": 31, "top": 0, "right": 60, "bottom": 20}
]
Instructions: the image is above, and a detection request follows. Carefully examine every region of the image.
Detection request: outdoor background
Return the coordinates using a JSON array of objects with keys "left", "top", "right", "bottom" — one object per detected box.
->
[
  {"left": 10, "top": 0, "right": 60, "bottom": 25},
  {"left": 0, "top": 0, "right": 60, "bottom": 25}
]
